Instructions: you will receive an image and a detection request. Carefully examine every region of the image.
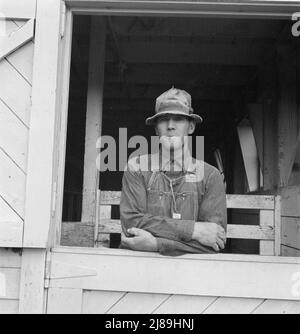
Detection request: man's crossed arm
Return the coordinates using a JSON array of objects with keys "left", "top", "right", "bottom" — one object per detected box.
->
[
  {"left": 120, "top": 166, "right": 227, "bottom": 255},
  {"left": 122, "top": 222, "right": 226, "bottom": 253}
]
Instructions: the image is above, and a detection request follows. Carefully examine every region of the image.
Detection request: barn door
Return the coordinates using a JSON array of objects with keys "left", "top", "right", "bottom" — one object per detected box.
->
[{"left": 0, "top": 0, "right": 36, "bottom": 247}]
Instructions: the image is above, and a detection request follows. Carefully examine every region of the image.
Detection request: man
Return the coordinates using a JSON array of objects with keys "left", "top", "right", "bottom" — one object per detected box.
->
[{"left": 120, "top": 87, "right": 227, "bottom": 256}]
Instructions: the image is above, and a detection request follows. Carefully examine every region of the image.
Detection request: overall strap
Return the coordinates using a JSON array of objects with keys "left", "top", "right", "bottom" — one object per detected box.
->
[{"left": 147, "top": 171, "right": 158, "bottom": 190}]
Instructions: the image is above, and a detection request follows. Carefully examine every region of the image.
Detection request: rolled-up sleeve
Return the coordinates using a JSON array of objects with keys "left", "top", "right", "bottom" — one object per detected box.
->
[{"left": 198, "top": 169, "right": 227, "bottom": 230}]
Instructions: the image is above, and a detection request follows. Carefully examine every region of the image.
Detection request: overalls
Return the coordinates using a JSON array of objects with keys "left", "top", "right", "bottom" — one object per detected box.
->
[{"left": 146, "top": 170, "right": 201, "bottom": 222}]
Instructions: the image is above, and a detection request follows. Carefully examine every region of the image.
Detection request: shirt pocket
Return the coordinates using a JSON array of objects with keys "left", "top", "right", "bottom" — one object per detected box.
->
[
  {"left": 147, "top": 190, "right": 170, "bottom": 217},
  {"left": 176, "top": 191, "right": 199, "bottom": 221}
]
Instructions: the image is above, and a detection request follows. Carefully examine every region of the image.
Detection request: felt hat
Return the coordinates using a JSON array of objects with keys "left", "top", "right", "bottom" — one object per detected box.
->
[{"left": 145, "top": 87, "right": 203, "bottom": 125}]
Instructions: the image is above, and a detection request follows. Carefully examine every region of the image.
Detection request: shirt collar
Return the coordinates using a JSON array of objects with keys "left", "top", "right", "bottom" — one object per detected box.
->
[{"left": 149, "top": 150, "right": 198, "bottom": 173}]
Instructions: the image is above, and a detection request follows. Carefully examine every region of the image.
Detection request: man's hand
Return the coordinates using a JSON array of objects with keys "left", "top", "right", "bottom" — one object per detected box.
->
[
  {"left": 192, "top": 222, "right": 226, "bottom": 252},
  {"left": 121, "top": 228, "right": 158, "bottom": 252}
]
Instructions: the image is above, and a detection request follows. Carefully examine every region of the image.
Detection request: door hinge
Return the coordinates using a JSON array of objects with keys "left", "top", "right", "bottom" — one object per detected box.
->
[
  {"left": 51, "top": 181, "right": 57, "bottom": 217},
  {"left": 44, "top": 252, "right": 52, "bottom": 288},
  {"left": 60, "top": 2, "right": 66, "bottom": 38}
]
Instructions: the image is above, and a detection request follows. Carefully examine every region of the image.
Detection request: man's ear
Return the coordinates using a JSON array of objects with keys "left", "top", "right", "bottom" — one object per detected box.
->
[
  {"left": 188, "top": 121, "right": 196, "bottom": 134},
  {"left": 154, "top": 126, "right": 158, "bottom": 135}
]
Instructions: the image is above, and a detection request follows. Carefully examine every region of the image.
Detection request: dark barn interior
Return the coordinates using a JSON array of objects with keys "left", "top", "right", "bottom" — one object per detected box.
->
[{"left": 61, "top": 15, "right": 299, "bottom": 253}]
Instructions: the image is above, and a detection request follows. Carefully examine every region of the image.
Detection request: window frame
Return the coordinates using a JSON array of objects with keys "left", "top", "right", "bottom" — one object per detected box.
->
[{"left": 49, "top": 0, "right": 299, "bottom": 260}]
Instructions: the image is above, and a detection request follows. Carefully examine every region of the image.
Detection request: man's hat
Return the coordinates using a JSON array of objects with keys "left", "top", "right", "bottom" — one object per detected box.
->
[{"left": 145, "top": 87, "right": 203, "bottom": 126}]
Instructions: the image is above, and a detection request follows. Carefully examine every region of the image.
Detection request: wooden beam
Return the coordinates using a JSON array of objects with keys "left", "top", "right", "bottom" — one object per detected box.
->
[
  {"left": 237, "top": 118, "right": 261, "bottom": 192},
  {"left": 103, "top": 84, "right": 244, "bottom": 101},
  {"left": 81, "top": 17, "right": 106, "bottom": 223},
  {"left": 67, "top": 0, "right": 300, "bottom": 20},
  {"left": 104, "top": 39, "right": 267, "bottom": 66},
  {"left": 260, "top": 59, "right": 278, "bottom": 191},
  {"left": 248, "top": 103, "right": 263, "bottom": 172},
  {"left": 98, "top": 191, "right": 276, "bottom": 209},
  {"left": 104, "top": 63, "right": 256, "bottom": 86},
  {"left": 23, "top": 0, "right": 63, "bottom": 247},
  {"left": 49, "top": 247, "right": 300, "bottom": 300},
  {"left": 0, "top": 0, "right": 36, "bottom": 20},
  {"left": 96, "top": 219, "right": 275, "bottom": 241},
  {"left": 19, "top": 249, "right": 47, "bottom": 314},
  {"left": 0, "top": 19, "right": 34, "bottom": 61},
  {"left": 50, "top": 7, "right": 73, "bottom": 248},
  {"left": 277, "top": 44, "right": 298, "bottom": 187},
  {"left": 99, "top": 17, "right": 284, "bottom": 39}
]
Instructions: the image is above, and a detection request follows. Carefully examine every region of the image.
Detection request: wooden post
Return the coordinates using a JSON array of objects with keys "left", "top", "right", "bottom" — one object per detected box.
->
[
  {"left": 23, "top": 0, "right": 63, "bottom": 247},
  {"left": 248, "top": 104, "right": 263, "bottom": 174},
  {"left": 81, "top": 17, "right": 106, "bottom": 224},
  {"left": 258, "top": 61, "right": 278, "bottom": 191},
  {"left": 277, "top": 44, "right": 298, "bottom": 188},
  {"left": 19, "top": 249, "right": 47, "bottom": 314}
]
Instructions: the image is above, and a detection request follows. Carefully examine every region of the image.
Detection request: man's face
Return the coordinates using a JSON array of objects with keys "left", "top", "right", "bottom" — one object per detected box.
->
[{"left": 155, "top": 114, "right": 195, "bottom": 151}]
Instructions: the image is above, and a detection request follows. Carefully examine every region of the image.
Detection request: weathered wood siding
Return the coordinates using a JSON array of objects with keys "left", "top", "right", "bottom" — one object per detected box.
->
[
  {"left": 0, "top": 249, "right": 22, "bottom": 314},
  {"left": 46, "top": 248, "right": 300, "bottom": 314},
  {"left": 79, "top": 291, "right": 300, "bottom": 314},
  {"left": 48, "top": 289, "right": 300, "bottom": 314},
  {"left": 0, "top": 18, "right": 34, "bottom": 245}
]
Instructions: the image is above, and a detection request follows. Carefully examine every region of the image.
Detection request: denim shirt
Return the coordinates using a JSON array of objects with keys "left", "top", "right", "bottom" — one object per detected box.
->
[{"left": 120, "top": 153, "right": 227, "bottom": 256}]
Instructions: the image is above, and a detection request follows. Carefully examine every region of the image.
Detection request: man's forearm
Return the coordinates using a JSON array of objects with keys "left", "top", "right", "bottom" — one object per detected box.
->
[
  {"left": 156, "top": 236, "right": 217, "bottom": 256},
  {"left": 121, "top": 212, "right": 195, "bottom": 244}
]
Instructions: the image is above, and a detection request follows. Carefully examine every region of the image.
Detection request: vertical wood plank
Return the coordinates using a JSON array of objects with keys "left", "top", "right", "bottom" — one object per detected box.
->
[
  {"left": 51, "top": 8, "right": 73, "bottom": 247},
  {"left": 277, "top": 44, "right": 298, "bottom": 187},
  {"left": 19, "top": 249, "right": 46, "bottom": 314},
  {"left": 97, "top": 205, "right": 111, "bottom": 247},
  {"left": 259, "top": 210, "right": 274, "bottom": 255},
  {"left": 47, "top": 288, "right": 83, "bottom": 314},
  {"left": 81, "top": 17, "right": 106, "bottom": 223},
  {"left": 274, "top": 195, "right": 281, "bottom": 256},
  {"left": 23, "top": 0, "right": 63, "bottom": 247},
  {"left": 263, "top": 94, "right": 278, "bottom": 190},
  {"left": 248, "top": 103, "right": 263, "bottom": 172},
  {"left": 237, "top": 119, "right": 261, "bottom": 192}
]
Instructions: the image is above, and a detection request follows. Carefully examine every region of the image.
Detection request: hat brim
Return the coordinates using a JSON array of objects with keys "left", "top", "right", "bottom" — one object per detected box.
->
[{"left": 145, "top": 110, "right": 203, "bottom": 126}]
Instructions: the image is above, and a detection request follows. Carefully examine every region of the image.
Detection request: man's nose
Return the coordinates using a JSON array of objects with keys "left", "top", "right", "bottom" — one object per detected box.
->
[{"left": 167, "top": 119, "right": 176, "bottom": 130}]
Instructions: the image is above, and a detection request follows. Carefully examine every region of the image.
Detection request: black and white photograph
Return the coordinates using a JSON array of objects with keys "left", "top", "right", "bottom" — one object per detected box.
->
[{"left": 0, "top": 0, "right": 300, "bottom": 316}]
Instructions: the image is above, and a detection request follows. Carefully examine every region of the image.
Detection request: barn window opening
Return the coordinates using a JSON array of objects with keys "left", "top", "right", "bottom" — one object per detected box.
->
[{"left": 60, "top": 14, "right": 297, "bottom": 255}]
